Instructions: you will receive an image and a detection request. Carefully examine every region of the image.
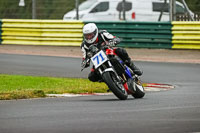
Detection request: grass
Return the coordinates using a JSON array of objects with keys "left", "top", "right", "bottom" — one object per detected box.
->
[{"left": 0, "top": 74, "right": 108, "bottom": 100}]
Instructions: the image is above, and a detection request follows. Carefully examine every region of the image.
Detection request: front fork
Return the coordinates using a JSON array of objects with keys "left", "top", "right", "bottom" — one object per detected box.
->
[{"left": 98, "top": 61, "right": 120, "bottom": 79}]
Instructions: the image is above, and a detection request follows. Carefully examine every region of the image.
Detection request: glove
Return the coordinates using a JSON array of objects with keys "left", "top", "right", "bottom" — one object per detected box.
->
[
  {"left": 108, "top": 38, "right": 120, "bottom": 46},
  {"left": 108, "top": 40, "right": 116, "bottom": 47},
  {"left": 81, "top": 59, "right": 90, "bottom": 68}
]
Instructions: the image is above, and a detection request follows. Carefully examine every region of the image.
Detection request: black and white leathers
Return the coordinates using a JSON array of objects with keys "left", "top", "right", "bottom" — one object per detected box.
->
[{"left": 81, "top": 30, "right": 120, "bottom": 59}]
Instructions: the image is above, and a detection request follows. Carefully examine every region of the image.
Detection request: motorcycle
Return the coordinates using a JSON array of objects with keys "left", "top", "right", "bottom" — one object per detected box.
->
[{"left": 81, "top": 44, "right": 145, "bottom": 100}]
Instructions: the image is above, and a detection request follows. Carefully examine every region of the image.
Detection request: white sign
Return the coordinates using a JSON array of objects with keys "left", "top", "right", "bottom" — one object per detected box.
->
[
  {"left": 91, "top": 50, "right": 108, "bottom": 69},
  {"left": 19, "top": 0, "right": 25, "bottom": 6}
]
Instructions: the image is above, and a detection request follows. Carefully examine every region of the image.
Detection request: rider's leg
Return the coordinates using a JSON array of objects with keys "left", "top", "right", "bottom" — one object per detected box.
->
[
  {"left": 115, "top": 48, "right": 143, "bottom": 76},
  {"left": 88, "top": 68, "right": 102, "bottom": 82}
]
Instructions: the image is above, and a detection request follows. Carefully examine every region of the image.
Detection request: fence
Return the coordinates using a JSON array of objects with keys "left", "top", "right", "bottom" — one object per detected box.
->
[
  {"left": 1, "top": 19, "right": 84, "bottom": 46},
  {"left": 176, "top": 14, "right": 200, "bottom": 21},
  {"left": 91, "top": 21, "right": 172, "bottom": 49},
  {"left": 0, "top": 20, "right": 2, "bottom": 44},
  {"left": 0, "top": 19, "right": 173, "bottom": 49},
  {"left": 172, "top": 21, "right": 200, "bottom": 49},
  {"left": 0, "top": 19, "right": 200, "bottom": 49}
]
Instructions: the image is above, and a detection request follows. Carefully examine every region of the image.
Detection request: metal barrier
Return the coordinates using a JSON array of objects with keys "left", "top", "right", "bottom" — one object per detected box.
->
[
  {"left": 172, "top": 21, "right": 200, "bottom": 49},
  {"left": 1, "top": 19, "right": 84, "bottom": 46},
  {"left": 0, "top": 20, "right": 2, "bottom": 44},
  {"left": 1, "top": 19, "right": 199, "bottom": 49},
  {"left": 90, "top": 21, "right": 172, "bottom": 49}
]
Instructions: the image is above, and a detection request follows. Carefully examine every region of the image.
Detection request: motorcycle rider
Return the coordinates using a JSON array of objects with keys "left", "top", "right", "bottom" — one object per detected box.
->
[{"left": 81, "top": 23, "right": 142, "bottom": 82}]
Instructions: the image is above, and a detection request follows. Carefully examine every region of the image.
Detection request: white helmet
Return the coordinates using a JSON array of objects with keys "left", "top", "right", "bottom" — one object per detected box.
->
[{"left": 83, "top": 23, "right": 98, "bottom": 44}]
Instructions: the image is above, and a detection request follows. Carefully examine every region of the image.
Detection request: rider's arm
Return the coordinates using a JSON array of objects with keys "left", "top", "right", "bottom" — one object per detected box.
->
[
  {"left": 101, "top": 30, "right": 121, "bottom": 46},
  {"left": 81, "top": 43, "right": 90, "bottom": 68},
  {"left": 81, "top": 45, "right": 87, "bottom": 59}
]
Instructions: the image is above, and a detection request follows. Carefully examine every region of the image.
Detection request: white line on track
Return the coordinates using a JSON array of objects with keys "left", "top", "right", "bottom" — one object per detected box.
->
[{"left": 47, "top": 84, "right": 174, "bottom": 97}]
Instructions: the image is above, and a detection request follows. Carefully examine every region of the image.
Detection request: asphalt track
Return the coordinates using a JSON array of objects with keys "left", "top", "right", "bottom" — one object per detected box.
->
[{"left": 0, "top": 53, "right": 200, "bottom": 133}]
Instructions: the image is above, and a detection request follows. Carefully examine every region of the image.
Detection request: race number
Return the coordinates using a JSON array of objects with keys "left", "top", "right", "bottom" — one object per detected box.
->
[{"left": 91, "top": 50, "right": 108, "bottom": 68}]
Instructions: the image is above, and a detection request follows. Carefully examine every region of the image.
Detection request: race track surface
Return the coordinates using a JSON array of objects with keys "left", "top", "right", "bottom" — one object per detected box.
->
[{"left": 0, "top": 54, "right": 200, "bottom": 133}]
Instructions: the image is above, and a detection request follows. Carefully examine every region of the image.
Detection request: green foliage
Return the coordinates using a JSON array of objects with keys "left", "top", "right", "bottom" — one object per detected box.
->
[
  {"left": 0, "top": 0, "right": 198, "bottom": 19},
  {"left": 0, "top": 0, "right": 86, "bottom": 19},
  {"left": 177, "top": 0, "right": 200, "bottom": 13}
]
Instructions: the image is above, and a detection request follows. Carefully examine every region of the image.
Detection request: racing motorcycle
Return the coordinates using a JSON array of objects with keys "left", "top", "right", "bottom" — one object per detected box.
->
[{"left": 81, "top": 44, "right": 145, "bottom": 100}]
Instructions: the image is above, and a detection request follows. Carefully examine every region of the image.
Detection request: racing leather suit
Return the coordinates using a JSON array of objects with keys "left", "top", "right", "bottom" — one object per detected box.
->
[{"left": 81, "top": 30, "right": 142, "bottom": 82}]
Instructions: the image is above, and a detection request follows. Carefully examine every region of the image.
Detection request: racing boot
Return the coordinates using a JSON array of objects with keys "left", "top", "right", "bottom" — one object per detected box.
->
[{"left": 126, "top": 60, "right": 143, "bottom": 76}]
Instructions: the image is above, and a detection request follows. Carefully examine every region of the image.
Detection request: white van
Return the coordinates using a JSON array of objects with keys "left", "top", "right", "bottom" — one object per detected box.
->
[{"left": 63, "top": 0, "right": 192, "bottom": 21}]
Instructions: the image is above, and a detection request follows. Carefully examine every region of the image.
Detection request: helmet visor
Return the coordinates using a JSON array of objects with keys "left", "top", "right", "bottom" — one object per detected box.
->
[{"left": 84, "top": 29, "right": 97, "bottom": 41}]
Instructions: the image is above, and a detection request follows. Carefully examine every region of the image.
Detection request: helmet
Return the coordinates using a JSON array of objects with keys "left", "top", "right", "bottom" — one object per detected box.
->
[{"left": 83, "top": 23, "right": 98, "bottom": 44}]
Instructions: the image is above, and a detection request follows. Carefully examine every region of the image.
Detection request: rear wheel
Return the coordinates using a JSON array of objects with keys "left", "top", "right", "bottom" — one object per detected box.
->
[
  {"left": 102, "top": 71, "right": 128, "bottom": 100},
  {"left": 132, "top": 77, "right": 145, "bottom": 98}
]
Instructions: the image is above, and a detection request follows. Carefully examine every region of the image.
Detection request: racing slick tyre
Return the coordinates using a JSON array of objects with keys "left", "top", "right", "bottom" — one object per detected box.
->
[{"left": 131, "top": 78, "right": 145, "bottom": 99}]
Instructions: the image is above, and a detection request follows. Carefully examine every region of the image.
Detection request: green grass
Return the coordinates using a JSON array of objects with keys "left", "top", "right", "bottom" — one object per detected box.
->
[{"left": 0, "top": 74, "right": 108, "bottom": 100}]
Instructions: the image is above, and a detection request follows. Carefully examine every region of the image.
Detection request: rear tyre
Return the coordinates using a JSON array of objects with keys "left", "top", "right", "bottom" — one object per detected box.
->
[
  {"left": 102, "top": 71, "right": 128, "bottom": 100},
  {"left": 132, "top": 77, "right": 145, "bottom": 98}
]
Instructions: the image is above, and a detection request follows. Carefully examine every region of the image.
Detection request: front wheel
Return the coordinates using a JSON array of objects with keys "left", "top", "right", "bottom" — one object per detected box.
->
[{"left": 102, "top": 71, "right": 128, "bottom": 100}]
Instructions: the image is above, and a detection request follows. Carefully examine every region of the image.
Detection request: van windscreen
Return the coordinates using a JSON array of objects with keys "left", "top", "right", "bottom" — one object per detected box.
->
[{"left": 79, "top": 0, "right": 97, "bottom": 11}]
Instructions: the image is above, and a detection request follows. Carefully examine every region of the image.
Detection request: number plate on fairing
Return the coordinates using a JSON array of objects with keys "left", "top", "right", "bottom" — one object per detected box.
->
[{"left": 91, "top": 50, "right": 108, "bottom": 68}]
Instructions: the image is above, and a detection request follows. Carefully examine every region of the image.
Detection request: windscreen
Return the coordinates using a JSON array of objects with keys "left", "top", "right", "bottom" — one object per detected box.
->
[{"left": 79, "top": 0, "right": 97, "bottom": 11}]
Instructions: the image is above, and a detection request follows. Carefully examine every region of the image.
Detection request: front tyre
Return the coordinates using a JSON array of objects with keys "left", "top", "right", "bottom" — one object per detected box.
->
[{"left": 102, "top": 71, "right": 128, "bottom": 100}]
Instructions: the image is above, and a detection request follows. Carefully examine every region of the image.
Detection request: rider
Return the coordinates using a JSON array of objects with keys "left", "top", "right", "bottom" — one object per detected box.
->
[{"left": 81, "top": 23, "right": 142, "bottom": 82}]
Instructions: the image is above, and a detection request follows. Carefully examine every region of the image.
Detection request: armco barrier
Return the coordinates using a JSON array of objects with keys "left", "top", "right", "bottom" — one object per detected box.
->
[
  {"left": 1, "top": 19, "right": 200, "bottom": 49},
  {"left": 1, "top": 19, "right": 173, "bottom": 49},
  {"left": 0, "top": 19, "right": 2, "bottom": 44},
  {"left": 1, "top": 19, "right": 84, "bottom": 46},
  {"left": 87, "top": 21, "right": 172, "bottom": 49},
  {"left": 172, "top": 21, "right": 200, "bottom": 49}
]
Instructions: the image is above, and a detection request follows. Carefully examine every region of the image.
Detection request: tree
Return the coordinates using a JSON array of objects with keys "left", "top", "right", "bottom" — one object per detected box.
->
[{"left": 177, "top": 0, "right": 200, "bottom": 13}]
